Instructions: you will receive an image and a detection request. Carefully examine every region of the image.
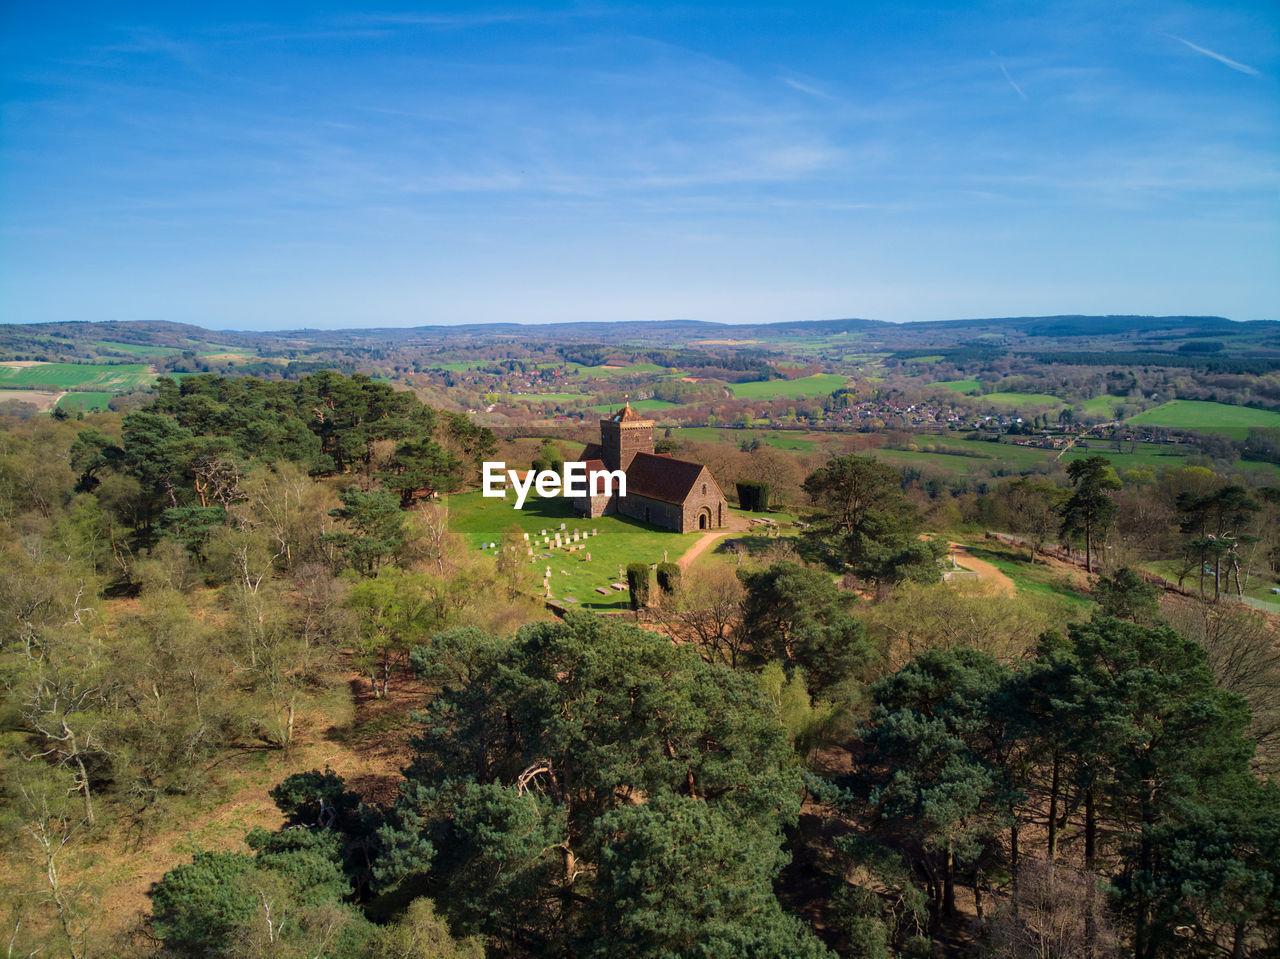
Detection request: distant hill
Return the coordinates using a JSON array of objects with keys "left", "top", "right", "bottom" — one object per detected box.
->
[{"left": 1, "top": 314, "right": 1275, "bottom": 362}]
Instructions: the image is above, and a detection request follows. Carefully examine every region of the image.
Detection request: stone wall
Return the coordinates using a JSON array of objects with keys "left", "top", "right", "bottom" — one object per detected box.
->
[
  {"left": 601, "top": 419, "right": 655, "bottom": 471},
  {"left": 616, "top": 492, "right": 684, "bottom": 530},
  {"left": 574, "top": 491, "right": 614, "bottom": 518},
  {"left": 614, "top": 467, "right": 728, "bottom": 533},
  {"left": 677, "top": 467, "right": 728, "bottom": 532}
]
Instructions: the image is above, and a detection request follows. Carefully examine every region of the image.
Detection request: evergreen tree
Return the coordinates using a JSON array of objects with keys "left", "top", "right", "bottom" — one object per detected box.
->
[
  {"left": 376, "top": 613, "right": 816, "bottom": 954},
  {"left": 801, "top": 455, "right": 943, "bottom": 586},
  {"left": 324, "top": 486, "right": 407, "bottom": 575},
  {"left": 379, "top": 438, "right": 464, "bottom": 506},
  {"left": 1058, "top": 455, "right": 1121, "bottom": 573},
  {"left": 738, "top": 561, "right": 871, "bottom": 695}
]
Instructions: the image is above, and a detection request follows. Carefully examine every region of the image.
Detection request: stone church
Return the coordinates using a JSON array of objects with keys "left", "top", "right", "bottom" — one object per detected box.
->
[{"left": 573, "top": 404, "right": 728, "bottom": 533}]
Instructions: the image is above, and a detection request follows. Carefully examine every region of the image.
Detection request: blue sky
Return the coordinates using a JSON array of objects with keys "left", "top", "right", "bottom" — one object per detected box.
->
[{"left": 1, "top": 2, "right": 1276, "bottom": 328}]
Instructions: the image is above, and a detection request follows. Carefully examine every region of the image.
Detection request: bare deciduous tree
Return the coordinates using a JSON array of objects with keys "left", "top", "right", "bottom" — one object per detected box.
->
[
  {"left": 1163, "top": 596, "right": 1280, "bottom": 774},
  {"left": 650, "top": 564, "right": 747, "bottom": 667},
  {"left": 983, "top": 858, "right": 1118, "bottom": 959}
]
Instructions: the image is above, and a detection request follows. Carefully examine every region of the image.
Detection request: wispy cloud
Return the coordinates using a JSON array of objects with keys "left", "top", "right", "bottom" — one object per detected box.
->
[
  {"left": 780, "top": 76, "right": 835, "bottom": 101},
  {"left": 990, "top": 51, "right": 1027, "bottom": 101},
  {"left": 350, "top": 13, "right": 528, "bottom": 28},
  {"left": 99, "top": 29, "right": 207, "bottom": 74},
  {"left": 1167, "top": 35, "right": 1260, "bottom": 76}
]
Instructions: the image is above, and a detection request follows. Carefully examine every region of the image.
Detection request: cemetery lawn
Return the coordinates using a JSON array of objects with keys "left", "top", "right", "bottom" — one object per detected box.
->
[{"left": 445, "top": 488, "right": 697, "bottom": 611}]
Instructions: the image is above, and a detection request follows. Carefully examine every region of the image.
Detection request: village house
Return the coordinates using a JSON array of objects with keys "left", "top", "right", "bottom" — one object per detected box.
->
[{"left": 572, "top": 404, "right": 729, "bottom": 532}]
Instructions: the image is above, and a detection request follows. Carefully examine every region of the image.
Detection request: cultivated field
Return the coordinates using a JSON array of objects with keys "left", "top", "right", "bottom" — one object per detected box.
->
[
  {"left": 0, "top": 361, "right": 156, "bottom": 392},
  {"left": 574, "top": 362, "right": 669, "bottom": 377},
  {"left": 57, "top": 391, "right": 115, "bottom": 412},
  {"left": 980, "top": 391, "right": 1062, "bottom": 407},
  {"left": 673, "top": 426, "right": 831, "bottom": 452},
  {"left": 931, "top": 379, "right": 981, "bottom": 392},
  {"left": 92, "top": 340, "right": 180, "bottom": 356},
  {"left": 727, "top": 373, "right": 849, "bottom": 400},
  {"left": 0, "top": 389, "right": 63, "bottom": 412},
  {"left": 588, "top": 398, "right": 679, "bottom": 413},
  {"left": 1127, "top": 400, "right": 1280, "bottom": 439}
]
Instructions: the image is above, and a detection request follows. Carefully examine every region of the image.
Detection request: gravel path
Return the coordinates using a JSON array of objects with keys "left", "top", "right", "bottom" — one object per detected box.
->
[
  {"left": 677, "top": 514, "right": 751, "bottom": 570},
  {"left": 947, "top": 541, "right": 1017, "bottom": 597}
]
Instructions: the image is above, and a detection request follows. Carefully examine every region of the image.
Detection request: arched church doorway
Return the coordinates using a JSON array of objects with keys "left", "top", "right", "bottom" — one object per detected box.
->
[{"left": 698, "top": 508, "right": 711, "bottom": 530}]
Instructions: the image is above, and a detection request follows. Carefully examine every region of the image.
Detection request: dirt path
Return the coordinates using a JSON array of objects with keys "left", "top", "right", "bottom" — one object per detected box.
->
[
  {"left": 677, "top": 514, "right": 751, "bottom": 570},
  {"left": 947, "top": 541, "right": 1017, "bottom": 597}
]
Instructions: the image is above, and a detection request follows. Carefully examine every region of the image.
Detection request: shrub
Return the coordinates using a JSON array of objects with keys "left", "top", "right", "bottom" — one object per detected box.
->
[
  {"left": 626, "top": 563, "right": 651, "bottom": 610},
  {"left": 656, "top": 562, "right": 681, "bottom": 596},
  {"left": 736, "top": 481, "right": 771, "bottom": 512}
]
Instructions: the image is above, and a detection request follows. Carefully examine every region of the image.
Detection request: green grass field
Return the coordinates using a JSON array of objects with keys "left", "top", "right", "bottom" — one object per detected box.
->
[
  {"left": 445, "top": 488, "right": 705, "bottom": 610},
  {"left": 871, "top": 447, "right": 1003, "bottom": 476},
  {"left": 0, "top": 362, "right": 155, "bottom": 391},
  {"left": 92, "top": 340, "right": 180, "bottom": 356},
  {"left": 513, "top": 392, "right": 597, "bottom": 404},
  {"left": 1078, "top": 394, "right": 1129, "bottom": 415},
  {"left": 930, "top": 379, "right": 980, "bottom": 392},
  {"left": 980, "top": 392, "right": 1063, "bottom": 407},
  {"left": 886, "top": 437, "right": 1279, "bottom": 481},
  {"left": 728, "top": 373, "right": 848, "bottom": 400},
  {"left": 574, "top": 363, "right": 668, "bottom": 378},
  {"left": 587, "top": 399, "right": 679, "bottom": 413},
  {"left": 1127, "top": 400, "right": 1280, "bottom": 439},
  {"left": 673, "top": 427, "right": 829, "bottom": 452},
  {"left": 56, "top": 392, "right": 115, "bottom": 411}
]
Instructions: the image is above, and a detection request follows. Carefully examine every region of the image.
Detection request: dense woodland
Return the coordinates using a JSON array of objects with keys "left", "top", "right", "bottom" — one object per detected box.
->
[{"left": 2, "top": 370, "right": 1280, "bottom": 958}]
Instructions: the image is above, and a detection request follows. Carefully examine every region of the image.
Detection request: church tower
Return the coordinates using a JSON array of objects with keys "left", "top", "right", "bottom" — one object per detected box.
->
[{"left": 600, "top": 403, "right": 654, "bottom": 471}]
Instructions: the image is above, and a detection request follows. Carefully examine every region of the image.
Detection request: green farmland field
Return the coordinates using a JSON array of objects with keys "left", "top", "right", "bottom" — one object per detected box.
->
[
  {"left": 56, "top": 392, "right": 115, "bottom": 412},
  {"left": 673, "top": 427, "right": 830, "bottom": 452},
  {"left": 512, "top": 392, "right": 596, "bottom": 404},
  {"left": 0, "top": 362, "right": 155, "bottom": 392},
  {"left": 588, "top": 399, "right": 679, "bottom": 414},
  {"left": 980, "top": 392, "right": 1063, "bottom": 408},
  {"left": 92, "top": 341, "right": 179, "bottom": 356},
  {"left": 875, "top": 437, "right": 1279, "bottom": 481},
  {"left": 931, "top": 379, "right": 980, "bottom": 392},
  {"left": 728, "top": 373, "right": 848, "bottom": 400},
  {"left": 1127, "top": 400, "right": 1280, "bottom": 439},
  {"left": 574, "top": 363, "right": 668, "bottom": 378},
  {"left": 1078, "top": 394, "right": 1129, "bottom": 415}
]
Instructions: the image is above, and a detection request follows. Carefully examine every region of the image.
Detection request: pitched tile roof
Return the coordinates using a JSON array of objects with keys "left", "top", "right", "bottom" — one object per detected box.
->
[
  {"left": 623, "top": 452, "right": 710, "bottom": 505},
  {"left": 605, "top": 403, "right": 651, "bottom": 423}
]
